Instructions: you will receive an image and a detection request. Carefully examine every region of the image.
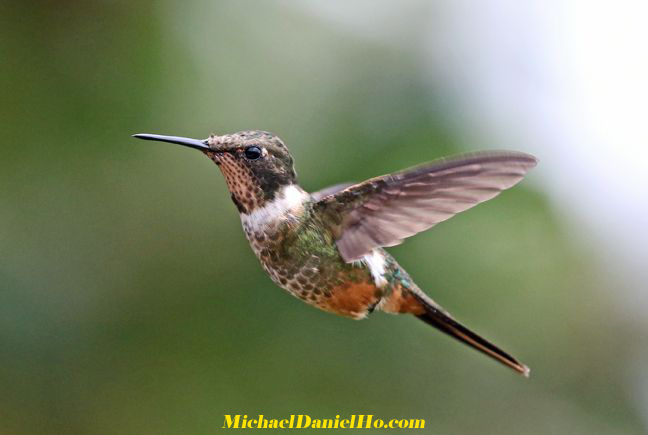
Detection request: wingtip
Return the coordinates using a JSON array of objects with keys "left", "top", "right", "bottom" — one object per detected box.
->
[
  {"left": 506, "top": 151, "right": 538, "bottom": 171},
  {"left": 523, "top": 153, "right": 539, "bottom": 167},
  {"left": 502, "top": 150, "right": 538, "bottom": 168}
]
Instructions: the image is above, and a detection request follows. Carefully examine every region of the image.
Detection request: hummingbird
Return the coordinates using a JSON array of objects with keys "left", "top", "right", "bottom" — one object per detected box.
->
[{"left": 133, "top": 130, "right": 536, "bottom": 376}]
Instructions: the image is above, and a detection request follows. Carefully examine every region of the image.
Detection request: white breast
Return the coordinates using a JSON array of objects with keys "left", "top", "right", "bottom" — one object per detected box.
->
[{"left": 240, "top": 184, "right": 309, "bottom": 232}]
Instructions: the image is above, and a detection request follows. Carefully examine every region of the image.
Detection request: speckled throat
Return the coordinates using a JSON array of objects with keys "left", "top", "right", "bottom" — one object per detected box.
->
[{"left": 203, "top": 131, "right": 297, "bottom": 214}]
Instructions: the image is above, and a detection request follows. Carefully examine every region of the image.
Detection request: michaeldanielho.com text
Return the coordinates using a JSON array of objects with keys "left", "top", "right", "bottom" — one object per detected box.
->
[{"left": 223, "top": 415, "right": 425, "bottom": 429}]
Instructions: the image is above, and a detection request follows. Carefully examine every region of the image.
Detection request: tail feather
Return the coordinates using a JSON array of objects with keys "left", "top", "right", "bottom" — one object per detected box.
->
[{"left": 415, "top": 300, "right": 530, "bottom": 377}]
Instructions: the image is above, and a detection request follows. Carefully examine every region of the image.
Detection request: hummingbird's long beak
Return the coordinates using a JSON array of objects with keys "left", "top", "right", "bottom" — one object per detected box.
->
[{"left": 132, "top": 133, "right": 211, "bottom": 151}]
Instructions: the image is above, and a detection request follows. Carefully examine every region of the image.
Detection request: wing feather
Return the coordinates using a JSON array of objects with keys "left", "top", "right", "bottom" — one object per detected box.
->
[{"left": 314, "top": 151, "right": 537, "bottom": 262}]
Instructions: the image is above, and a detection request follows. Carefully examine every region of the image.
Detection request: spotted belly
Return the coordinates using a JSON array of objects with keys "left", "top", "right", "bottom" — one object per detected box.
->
[
  {"left": 244, "top": 234, "right": 384, "bottom": 319},
  {"left": 260, "top": 251, "right": 384, "bottom": 319}
]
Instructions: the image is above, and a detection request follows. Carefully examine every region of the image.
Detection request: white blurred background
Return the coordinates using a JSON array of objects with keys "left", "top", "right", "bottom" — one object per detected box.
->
[{"left": 298, "top": 0, "right": 648, "bottom": 304}]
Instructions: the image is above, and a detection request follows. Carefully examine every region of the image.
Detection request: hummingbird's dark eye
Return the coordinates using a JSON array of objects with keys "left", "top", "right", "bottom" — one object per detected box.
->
[{"left": 244, "top": 146, "right": 262, "bottom": 160}]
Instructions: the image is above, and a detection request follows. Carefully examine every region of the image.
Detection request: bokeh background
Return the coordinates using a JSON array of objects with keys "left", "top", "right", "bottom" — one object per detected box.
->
[{"left": 2, "top": 1, "right": 647, "bottom": 433}]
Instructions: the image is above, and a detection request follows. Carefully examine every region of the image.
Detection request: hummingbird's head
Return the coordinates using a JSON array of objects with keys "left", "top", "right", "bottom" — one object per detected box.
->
[{"left": 133, "top": 130, "right": 298, "bottom": 214}]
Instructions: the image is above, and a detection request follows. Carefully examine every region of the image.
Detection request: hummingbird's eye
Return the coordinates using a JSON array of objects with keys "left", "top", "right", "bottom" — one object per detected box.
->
[{"left": 244, "top": 146, "right": 262, "bottom": 160}]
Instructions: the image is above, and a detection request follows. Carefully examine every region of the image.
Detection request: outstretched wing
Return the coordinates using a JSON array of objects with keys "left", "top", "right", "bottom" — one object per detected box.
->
[{"left": 314, "top": 151, "right": 537, "bottom": 262}]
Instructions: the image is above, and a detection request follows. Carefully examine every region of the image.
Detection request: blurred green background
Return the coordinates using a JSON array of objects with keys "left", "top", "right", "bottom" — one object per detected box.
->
[{"left": 1, "top": 1, "right": 646, "bottom": 434}]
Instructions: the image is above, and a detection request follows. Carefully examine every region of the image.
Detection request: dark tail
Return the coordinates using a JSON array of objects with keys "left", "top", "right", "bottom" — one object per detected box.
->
[{"left": 416, "top": 302, "right": 530, "bottom": 377}]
